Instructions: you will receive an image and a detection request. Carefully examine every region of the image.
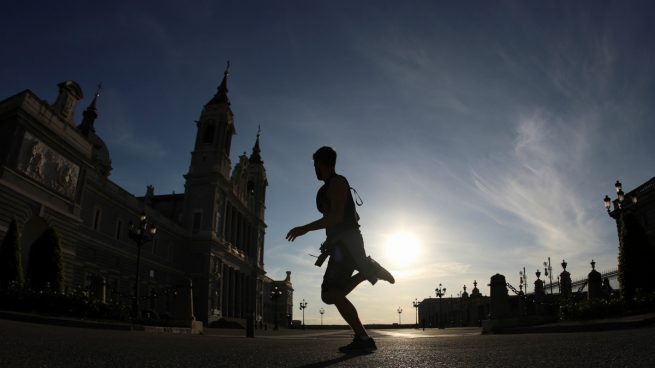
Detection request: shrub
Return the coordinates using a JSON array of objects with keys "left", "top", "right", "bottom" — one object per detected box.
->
[
  {"left": 0, "top": 286, "right": 130, "bottom": 321},
  {"left": 559, "top": 298, "right": 627, "bottom": 321}
]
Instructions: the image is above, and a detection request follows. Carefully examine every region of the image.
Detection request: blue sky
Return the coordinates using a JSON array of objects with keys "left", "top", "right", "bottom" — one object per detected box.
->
[{"left": 2, "top": 0, "right": 654, "bottom": 324}]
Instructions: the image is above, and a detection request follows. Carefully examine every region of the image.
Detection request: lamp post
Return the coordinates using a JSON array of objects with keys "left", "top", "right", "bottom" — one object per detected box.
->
[
  {"left": 270, "top": 285, "right": 282, "bottom": 330},
  {"left": 604, "top": 180, "right": 640, "bottom": 216},
  {"left": 128, "top": 212, "right": 157, "bottom": 319},
  {"left": 605, "top": 180, "right": 625, "bottom": 213},
  {"left": 319, "top": 307, "right": 325, "bottom": 327},
  {"left": 397, "top": 307, "right": 403, "bottom": 325},
  {"left": 543, "top": 257, "right": 553, "bottom": 294},
  {"left": 412, "top": 298, "right": 420, "bottom": 328},
  {"left": 299, "top": 299, "right": 308, "bottom": 329},
  {"left": 435, "top": 283, "right": 446, "bottom": 329}
]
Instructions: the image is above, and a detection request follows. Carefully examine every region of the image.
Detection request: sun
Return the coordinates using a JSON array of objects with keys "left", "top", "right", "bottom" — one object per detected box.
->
[{"left": 385, "top": 232, "right": 421, "bottom": 267}]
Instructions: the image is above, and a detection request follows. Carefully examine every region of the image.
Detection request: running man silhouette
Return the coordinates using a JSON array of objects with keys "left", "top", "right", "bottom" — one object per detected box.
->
[{"left": 287, "top": 146, "right": 395, "bottom": 353}]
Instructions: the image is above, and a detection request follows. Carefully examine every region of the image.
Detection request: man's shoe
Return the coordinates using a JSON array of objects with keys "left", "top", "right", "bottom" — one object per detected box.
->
[
  {"left": 369, "top": 257, "right": 395, "bottom": 284},
  {"left": 338, "top": 336, "right": 377, "bottom": 354}
]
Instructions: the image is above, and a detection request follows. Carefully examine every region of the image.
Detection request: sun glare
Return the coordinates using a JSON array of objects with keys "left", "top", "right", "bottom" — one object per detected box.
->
[{"left": 385, "top": 232, "right": 421, "bottom": 267}]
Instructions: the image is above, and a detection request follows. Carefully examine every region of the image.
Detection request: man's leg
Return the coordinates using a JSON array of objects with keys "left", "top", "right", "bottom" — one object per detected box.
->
[
  {"left": 322, "top": 288, "right": 377, "bottom": 353},
  {"left": 342, "top": 231, "right": 395, "bottom": 285},
  {"left": 321, "top": 243, "right": 377, "bottom": 351},
  {"left": 343, "top": 273, "right": 367, "bottom": 296},
  {"left": 322, "top": 289, "right": 367, "bottom": 337}
]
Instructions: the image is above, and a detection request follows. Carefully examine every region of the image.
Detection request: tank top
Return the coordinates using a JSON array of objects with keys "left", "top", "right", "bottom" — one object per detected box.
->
[{"left": 316, "top": 174, "right": 360, "bottom": 238}]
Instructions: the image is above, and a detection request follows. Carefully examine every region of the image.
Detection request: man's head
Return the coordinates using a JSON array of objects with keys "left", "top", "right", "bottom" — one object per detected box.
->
[{"left": 313, "top": 146, "right": 337, "bottom": 180}]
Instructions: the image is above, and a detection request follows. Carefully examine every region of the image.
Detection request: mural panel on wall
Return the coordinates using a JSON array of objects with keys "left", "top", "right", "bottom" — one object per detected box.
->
[{"left": 17, "top": 132, "right": 80, "bottom": 199}]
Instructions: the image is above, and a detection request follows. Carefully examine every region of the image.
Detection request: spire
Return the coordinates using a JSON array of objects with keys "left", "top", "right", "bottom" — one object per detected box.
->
[
  {"left": 207, "top": 61, "right": 231, "bottom": 106},
  {"left": 249, "top": 126, "right": 263, "bottom": 164},
  {"left": 78, "top": 83, "right": 102, "bottom": 137}
]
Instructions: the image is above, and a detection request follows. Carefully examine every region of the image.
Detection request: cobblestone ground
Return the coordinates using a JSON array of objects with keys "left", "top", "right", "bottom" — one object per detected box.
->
[{"left": 1, "top": 319, "right": 654, "bottom": 367}]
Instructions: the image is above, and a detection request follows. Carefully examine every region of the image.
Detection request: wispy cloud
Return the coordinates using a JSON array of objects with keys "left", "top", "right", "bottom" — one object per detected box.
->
[
  {"left": 109, "top": 129, "right": 168, "bottom": 158},
  {"left": 94, "top": 89, "right": 169, "bottom": 159},
  {"left": 470, "top": 112, "right": 605, "bottom": 257}
]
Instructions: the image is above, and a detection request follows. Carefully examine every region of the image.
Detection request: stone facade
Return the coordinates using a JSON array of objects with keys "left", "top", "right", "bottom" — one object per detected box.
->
[
  {"left": 607, "top": 177, "right": 655, "bottom": 245},
  {"left": 0, "top": 71, "right": 292, "bottom": 325},
  {"left": 418, "top": 281, "right": 489, "bottom": 328}
]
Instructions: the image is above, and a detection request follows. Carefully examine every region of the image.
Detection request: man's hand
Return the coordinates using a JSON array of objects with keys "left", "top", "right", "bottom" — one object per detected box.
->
[{"left": 286, "top": 226, "right": 309, "bottom": 242}]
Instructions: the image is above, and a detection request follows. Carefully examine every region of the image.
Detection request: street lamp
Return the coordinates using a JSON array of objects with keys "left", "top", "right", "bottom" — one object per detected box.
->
[
  {"left": 605, "top": 180, "right": 630, "bottom": 214},
  {"left": 603, "top": 195, "right": 612, "bottom": 213},
  {"left": 319, "top": 307, "right": 325, "bottom": 327},
  {"left": 397, "top": 307, "right": 403, "bottom": 325},
  {"left": 299, "top": 299, "right": 308, "bottom": 329},
  {"left": 128, "top": 212, "right": 157, "bottom": 319},
  {"left": 543, "top": 257, "right": 553, "bottom": 294},
  {"left": 412, "top": 298, "right": 420, "bottom": 328},
  {"left": 270, "top": 285, "right": 282, "bottom": 330},
  {"left": 616, "top": 180, "right": 625, "bottom": 203},
  {"left": 435, "top": 283, "right": 446, "bottom": 329}
]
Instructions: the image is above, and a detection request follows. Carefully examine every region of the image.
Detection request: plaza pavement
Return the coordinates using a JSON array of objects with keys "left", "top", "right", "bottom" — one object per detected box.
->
[
  {"left": 2, "top": 311, "right": 655, "bottom": 367},
  {"left": 2, "top": 309, "right": 654, "bottom": 335}
]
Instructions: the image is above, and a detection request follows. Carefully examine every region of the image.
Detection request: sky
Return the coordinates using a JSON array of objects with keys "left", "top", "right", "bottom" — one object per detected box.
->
[{"left": 2, "top": 0, "right": 654, "bottom": 325}]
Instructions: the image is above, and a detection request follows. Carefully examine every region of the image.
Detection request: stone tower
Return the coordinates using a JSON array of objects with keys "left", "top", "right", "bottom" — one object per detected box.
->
[
  {"left": 246, "top": 130, "right": 267, "bottom": 265},
  {"left": 182, "top": 65, "right": 236, "bottom": 237},
  {"left": 181, "top": 64, "right": 268, "bottom": 323}
]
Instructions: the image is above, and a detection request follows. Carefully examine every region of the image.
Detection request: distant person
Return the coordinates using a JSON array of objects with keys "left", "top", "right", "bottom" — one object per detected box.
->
[{"left": 287, "top": 146, "right": 395, "bottom": 353}]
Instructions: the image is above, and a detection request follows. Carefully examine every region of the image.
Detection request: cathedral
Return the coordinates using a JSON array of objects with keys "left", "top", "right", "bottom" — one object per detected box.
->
[{"left": 0, "top": 67, "right": 293, "bottom": 326}]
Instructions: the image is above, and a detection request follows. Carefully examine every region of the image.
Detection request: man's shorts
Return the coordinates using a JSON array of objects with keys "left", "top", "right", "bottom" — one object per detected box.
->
[
  {"left": 321, "top": 229, "right": 372, "bottom": 292},
  {"left": 321, "top": 242, "right": 357, "bottom": 292}
]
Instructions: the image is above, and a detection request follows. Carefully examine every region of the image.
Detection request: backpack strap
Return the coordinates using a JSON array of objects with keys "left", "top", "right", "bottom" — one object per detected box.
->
[{"left": 350, "top": 187, "right": 363, "bottom": 206}]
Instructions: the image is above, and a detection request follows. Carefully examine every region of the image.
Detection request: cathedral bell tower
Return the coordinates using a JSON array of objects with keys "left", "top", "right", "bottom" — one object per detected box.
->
[
  {"left": 187, "top": 64, "right": 235, "bottom": 179},
  {"left": 247, "top": 130, "right": 267, "bottom": 221},
  {"left": 182, "top": 64, "right": 236, "bottom": 237},
  {"left": 247, "top": 130, "right": 268, "bottom": 266}
]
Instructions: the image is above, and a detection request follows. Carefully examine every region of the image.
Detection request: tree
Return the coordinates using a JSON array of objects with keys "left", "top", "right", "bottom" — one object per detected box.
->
[
  {"left": 27, "top": 227, "right": 63, "bottom": 293},
  {"left": 0, "top": 220, "right": 24, "bottom": 288}
]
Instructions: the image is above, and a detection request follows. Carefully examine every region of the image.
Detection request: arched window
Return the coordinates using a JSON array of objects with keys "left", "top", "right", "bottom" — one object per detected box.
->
[{"left": 203, "top": 124, "right": 216, "bottom": 143}]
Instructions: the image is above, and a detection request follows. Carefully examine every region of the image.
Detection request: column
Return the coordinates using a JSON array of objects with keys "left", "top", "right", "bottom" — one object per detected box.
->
[
  {"left": 219, "top": 262, "right": 224, "bottom": 315},
  {"left": 230, "top": 268, "right": 236, "bottom": 317},
  {"left": 236, "top": 272, "right": 242, "bottom": 318},
  {"left": 221, "top": 200, "right": 228, "bottom": 240},
  {"left": 222, "top": 267, "right": 229, "bottom": 317},
  {"left": 231, "top": 207, "right": 237, "bottom": 246}
]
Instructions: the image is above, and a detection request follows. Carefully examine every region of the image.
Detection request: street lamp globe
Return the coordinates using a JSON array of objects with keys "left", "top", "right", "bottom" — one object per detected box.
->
[{"left": 603, "top": 195, "right": 612, "bottom": 211}]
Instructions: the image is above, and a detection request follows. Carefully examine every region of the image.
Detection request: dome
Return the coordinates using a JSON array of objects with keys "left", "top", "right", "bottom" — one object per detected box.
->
[
  {"left": 88, "top": 131, "right": 112, "bottom": 176},
  {"left": 58, "top": 80, "right": 84, "bottom": 99}
]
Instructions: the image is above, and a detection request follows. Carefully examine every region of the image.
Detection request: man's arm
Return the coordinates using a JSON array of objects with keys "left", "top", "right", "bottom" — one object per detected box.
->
[{"left": 286, "top": 177, "right": 349, "bottom": 242}]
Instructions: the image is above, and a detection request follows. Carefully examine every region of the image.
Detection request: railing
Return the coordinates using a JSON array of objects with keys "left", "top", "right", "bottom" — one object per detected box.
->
[
  {"left": 514, "top": 268, "right": 618, "bottom": 295},
  {"left": 506, "top": 282, "right": 522, "bottom": 296},
  {"left": 576, "top": 280, "right": 588, "bottom": 294}
]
